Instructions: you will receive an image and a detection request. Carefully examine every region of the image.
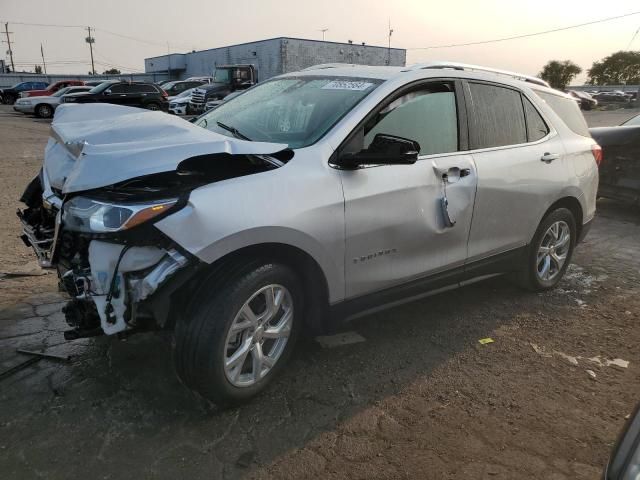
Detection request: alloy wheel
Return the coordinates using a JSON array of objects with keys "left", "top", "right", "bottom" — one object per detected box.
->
[
  {"left": 536, "top": 220, "right": 571, "bottom": 282},
  {"left": 223, "top": 284, "right": 293, "bottom": 387}
]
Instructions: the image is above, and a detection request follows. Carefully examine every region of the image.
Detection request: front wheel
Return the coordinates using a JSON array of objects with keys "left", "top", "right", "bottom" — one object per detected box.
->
[
  {"left": 515, "top": 208, "right": 576, "bottom": 291},
  {"left": 174, "top": 263, "right": 302, "bottom": 406},
  {"left": 35, "top": 104, "right": 53, "bottom": 118}
]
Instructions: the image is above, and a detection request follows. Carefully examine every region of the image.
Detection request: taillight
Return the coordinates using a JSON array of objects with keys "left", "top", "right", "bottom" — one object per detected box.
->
[
  {"left": 161, "top": 90, "right": 168, "bottom": 98},
  {"left": 591, "top": 144, "right": 603, "bottom": 167}
]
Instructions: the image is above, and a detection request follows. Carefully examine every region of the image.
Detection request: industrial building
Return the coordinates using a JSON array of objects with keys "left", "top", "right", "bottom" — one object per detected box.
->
[{"left": 144, "top": 37, "right": 406, "bottom": 81}]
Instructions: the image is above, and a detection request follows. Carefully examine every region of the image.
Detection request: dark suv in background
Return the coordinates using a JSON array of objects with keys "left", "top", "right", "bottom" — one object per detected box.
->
[
  {"left": 0, "top": 81, "right": 50, "bottom": 104},
  {"left": 162, "top": 80, "right": 207, "bottom": 96},
  {"left": 63, "top": 81, "right": 168, "bottom": 110}
]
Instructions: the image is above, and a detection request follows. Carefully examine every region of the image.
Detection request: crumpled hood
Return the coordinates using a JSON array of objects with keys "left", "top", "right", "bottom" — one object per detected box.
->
[{"left": 46, "top": 103, "right": 288, "bottom": 194}]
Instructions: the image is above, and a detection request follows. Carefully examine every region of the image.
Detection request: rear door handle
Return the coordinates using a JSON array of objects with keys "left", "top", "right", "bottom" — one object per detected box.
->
[{"left": 541, "top": 153, "right": 560, "bottom": 163}]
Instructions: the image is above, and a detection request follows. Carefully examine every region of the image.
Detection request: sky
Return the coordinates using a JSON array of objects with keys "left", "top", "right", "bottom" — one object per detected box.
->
[{"left": 1, "top": 0, "right": 639, "bottom": 84}]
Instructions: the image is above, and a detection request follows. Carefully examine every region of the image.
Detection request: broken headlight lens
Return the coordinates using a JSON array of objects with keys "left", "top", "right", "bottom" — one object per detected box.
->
[{"left": 62, "top": 196, "right": 177, "bottom": 233}]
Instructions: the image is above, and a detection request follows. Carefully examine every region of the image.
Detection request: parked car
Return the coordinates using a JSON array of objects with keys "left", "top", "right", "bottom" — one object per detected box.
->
[
  {"left": 13, "top": 86, "right": 92, "bottom": 118},
  {"left": 188, "top": 65, "right": 256, "bottom": 114},
  {"left": 589, "top": 113, "right": 640, "bottom": 204},
  {"left": 62, "top": 80, "right": 168, "bottom": 110},
  {"left": 593, "top": 91, "right": 630, "bottom": 104},
  {"left": 18, "top": 63, "right": 599, "bottom": 405},
  {"left": 204, "top": 91, "right": 243, "bottom": 112},
  {"left": 167, "top": 88, "right": 196, "bottom": 115},
  {"left": 567, "top": 90, "right": 598, "bottom": 110},
  {"left": 20, "top": 80, "right": 84, "bottom": 98},
  {"left": 0, "top": 81, "right": 49, "bottom": 104},
  {"left": 162, "top": 80, "right": 206, "bottom": 97}
]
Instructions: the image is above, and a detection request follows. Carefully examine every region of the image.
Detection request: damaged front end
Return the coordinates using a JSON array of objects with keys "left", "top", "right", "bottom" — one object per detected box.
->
[
  {"left": 19, "top": 176, "right": 199, "bottom": 339},
  {"left": 18, "top": 104, "right": 291, "bottom": 340}
]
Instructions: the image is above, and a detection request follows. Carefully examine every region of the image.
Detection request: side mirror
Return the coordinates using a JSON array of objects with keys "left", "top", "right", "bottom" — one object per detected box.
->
[
  {"left": 103, "top": 89, "right": 111, "bottom": 95},
  {"left": 605, "top": 403, "right": 640, "bottom": 480},
  {"left": 336, "top": 133, "right": 420, "bottom": 169}
]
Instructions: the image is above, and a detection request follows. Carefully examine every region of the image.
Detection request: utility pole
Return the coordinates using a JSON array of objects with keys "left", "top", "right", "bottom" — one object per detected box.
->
[
  {"left": 3, "top": 23, "right": 15, "bottom": 72},
  {"left": 40, "top": 44, "right": 47, "bottom": 75},
  {"left": 319, "top": 28, "right": 328, "bottom": 41},
  {"left": 85, "top": 26, "right": 96, "bottom": 75},
  {"left": 167, "top": 41, "right": 171, "bottom": 80},
  {"left": 387, "top": 19, "right": 394, "bottom": 66}
]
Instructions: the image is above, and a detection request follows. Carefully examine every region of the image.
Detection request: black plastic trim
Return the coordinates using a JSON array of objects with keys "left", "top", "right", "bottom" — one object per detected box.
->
[{"left": 329, "top": 246, "right": 526, "bottom": 322}]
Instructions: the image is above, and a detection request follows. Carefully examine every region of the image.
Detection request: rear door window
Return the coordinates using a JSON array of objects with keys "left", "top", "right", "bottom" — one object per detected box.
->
[
  {"left": 534, "top": 90, "right": 590, "bottom": 137},
  {"left": 467, "top": 82, "right": 527, "bottom": 149}
]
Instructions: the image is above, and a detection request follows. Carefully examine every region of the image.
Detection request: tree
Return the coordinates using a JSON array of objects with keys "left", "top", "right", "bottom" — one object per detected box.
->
[
  {"left": 539, "top": 60, "right": 582, "bottom": 90},
  {"left": 103, "top": 68, "right": 121, "bottom": 74},
  {"left": 587, "top": 51, "right": 640, "bottom": 85},
  {"left": 34, "top": 65, "right": 42, "bottom": 74}
]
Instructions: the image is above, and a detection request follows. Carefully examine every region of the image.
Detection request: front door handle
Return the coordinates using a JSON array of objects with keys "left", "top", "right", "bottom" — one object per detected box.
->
[{"left": 541, "top": 152, "right": 560, "bottom": 163}]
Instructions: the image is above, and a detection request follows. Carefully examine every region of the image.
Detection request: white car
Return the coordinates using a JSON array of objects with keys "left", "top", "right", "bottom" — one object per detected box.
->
[
  {"left": 13, "top": 86, "right": 92, "bottom": 118},
  {"left": 19, "top": 62, "right": 599, "bottom": 405},
  {"left": 168, "top": 88, "right": 196, "bottom": 115}
]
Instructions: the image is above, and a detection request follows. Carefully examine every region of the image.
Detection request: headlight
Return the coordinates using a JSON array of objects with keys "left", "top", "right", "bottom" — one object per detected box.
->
[{"left": 62, "top": 196, "right": 177, "bottom": 233}]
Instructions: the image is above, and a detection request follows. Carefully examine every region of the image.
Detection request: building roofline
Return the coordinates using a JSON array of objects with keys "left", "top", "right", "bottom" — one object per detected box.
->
[{"left": 145, "top": 36, "right": 405, "bottom": 61}]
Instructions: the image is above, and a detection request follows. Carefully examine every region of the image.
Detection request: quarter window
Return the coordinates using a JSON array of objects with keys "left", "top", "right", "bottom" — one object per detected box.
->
[
  {"left": 523, "top": 96, "right": 549, "bottom": 142},
  {"left": 363, "top": 82, "right": 459, "bottom": 155},
  {"left": 468, "top": 83, "right": 526, "bottom": 149},
  {"left": 534, "top": 90, "right": 590, "bottom": 137}
]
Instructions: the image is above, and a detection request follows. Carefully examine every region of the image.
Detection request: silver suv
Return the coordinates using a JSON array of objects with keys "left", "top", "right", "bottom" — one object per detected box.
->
[{"left": 19, "top": 63, "right": 599, "bottom": 405}]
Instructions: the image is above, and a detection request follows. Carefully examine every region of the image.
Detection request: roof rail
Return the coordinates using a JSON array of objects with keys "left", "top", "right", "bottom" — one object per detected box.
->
[
  {"left": 405, "top": 62, "right": 550, "bottom": 88},
  {"left": 301, "top": 63, "right": 358, "bottom": 71}
]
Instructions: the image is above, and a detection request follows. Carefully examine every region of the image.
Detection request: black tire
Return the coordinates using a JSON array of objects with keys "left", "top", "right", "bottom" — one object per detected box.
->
[
  {"left": 515, "top": 208, "right": 576, "bottom": 291},
  {"left": 146, "top": 102, "right": 160, "bottom": 111},
  {"left": 35, "top": 104, "right": 53, "bottom": 119},
  {"left": 174, "top": 262, "right": 303, "bottom": 406},
  {"left": 4, "top": 94, "right": 17, "bottom": 105}
]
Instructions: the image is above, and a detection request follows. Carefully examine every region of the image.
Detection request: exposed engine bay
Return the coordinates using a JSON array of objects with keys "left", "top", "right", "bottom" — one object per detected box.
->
[{"left": 18, "top": 103, "right": 291, "bottom": 340}]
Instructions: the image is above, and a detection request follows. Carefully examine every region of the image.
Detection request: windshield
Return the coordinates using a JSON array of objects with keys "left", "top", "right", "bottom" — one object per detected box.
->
[
  {"left": 89, "top": 81, "right": 116, "bottom": 94},
  {"left": 196, "top": 76, "right": 381, "bottom": 148},
  {"left": 213, "top": 68, "right": 231, "bottom": 84},
  {"left": 52, "top": 87, "right": 71, "bottom": 97},
  {"left": 622, "top": 114, "right": 640, "bottom": 126},
  {"left": 163, "top": 81, "right": 178, "bottom": 90}
]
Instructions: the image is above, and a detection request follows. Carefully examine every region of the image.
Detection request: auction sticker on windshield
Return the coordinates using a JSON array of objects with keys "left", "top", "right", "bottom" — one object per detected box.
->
[{"left": 321, "top": 80, "right": 374, "bottom": 91}]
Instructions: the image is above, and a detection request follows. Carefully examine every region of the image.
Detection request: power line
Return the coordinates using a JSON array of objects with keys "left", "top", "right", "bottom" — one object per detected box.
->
[
  {"left": 407, "top": 11, "right": 640, "bottom": 50},
  {"left": 0, "top": 20, "right": 196, "bottom": 50},
  {"left": 628, "top": 27, "right": 640, "bottom": 49}
]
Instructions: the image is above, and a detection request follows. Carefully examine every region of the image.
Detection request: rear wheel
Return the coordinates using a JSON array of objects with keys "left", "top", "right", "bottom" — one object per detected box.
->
[
  {"left": 174, "top": 262, "right": 302, "bottom": 406},
  {"left": 515, "top": 208, "right": 576, "bottom": 291},
  {"left": 146, "top": 102, "right": 160, "bottom": 111},
  {"left": 4, "top": 94, "right": 17, "bottom": 105},
  {"left": 35, "top": 104, "right": 53, "bottom": 119}
]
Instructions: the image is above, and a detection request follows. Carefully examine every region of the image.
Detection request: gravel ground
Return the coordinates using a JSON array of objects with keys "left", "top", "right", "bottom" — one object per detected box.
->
[{"left": 0, "top": 104, "right": 639, "bottom": 480}]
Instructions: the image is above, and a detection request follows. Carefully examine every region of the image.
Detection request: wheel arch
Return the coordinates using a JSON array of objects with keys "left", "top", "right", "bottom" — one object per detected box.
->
[
  {"left": 541, "top": 196, "right": 584, "bottom": 239},
  {"left": 171, "top": 242, "right": 332, "bottom": 335}
]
